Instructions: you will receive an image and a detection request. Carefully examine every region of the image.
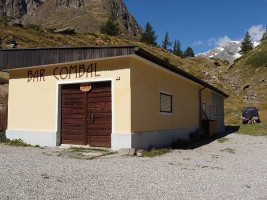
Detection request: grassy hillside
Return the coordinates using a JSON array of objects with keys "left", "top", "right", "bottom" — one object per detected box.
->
[
  {"left": 223, "top": 39, "right": 267, "bottom": 124},
  {"left": 1, "top": 20, "right": 266, "bottom": 127}
]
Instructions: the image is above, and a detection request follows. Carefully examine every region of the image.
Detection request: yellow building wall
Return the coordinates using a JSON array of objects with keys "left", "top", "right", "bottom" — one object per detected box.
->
[
  {"left": 8, "top": 57, "right": 131, "bottom": 133},
  {"left": 130, "top": 58, "right": 200, "bottom": 133}
]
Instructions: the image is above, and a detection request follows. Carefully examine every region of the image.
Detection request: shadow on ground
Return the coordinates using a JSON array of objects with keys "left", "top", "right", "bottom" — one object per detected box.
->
[{"left": 171, "top": 126, "right": 240, "bottom": 150}]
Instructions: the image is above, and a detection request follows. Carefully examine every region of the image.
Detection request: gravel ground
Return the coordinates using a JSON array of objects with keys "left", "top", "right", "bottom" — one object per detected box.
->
[{"left": 0, "top": 133, "right": 266, "bottom": 200}]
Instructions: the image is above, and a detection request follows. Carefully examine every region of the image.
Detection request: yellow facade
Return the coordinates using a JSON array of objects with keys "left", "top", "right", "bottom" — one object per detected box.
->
[
  {"left": 8, "top": 56, "right": 216, "bottom": 133},
  {"left": 130, "top": 58, "right": 201, "bottom": 132},
  {"left": 7, "top": 55, "right": 223, "bottom": 149},
  {"left": 8, "top": 57, "right": 131, "bottom": 134}
]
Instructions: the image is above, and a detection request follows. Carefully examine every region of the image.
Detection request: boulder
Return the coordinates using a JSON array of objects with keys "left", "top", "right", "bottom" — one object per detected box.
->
[
  {"left": 118, "top": 148, "right": 135, "bottom": 156},
  {"left": 54, "top": 27, "right": 75, "bottom": 34},
  {"left": 136, "top": 149, "right": 146, "bottom": 157}
]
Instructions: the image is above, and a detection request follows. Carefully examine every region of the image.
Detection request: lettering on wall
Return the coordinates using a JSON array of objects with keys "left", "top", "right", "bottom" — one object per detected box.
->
[{"left": 27, "top": 63, "right": 100, "bottom": 82}]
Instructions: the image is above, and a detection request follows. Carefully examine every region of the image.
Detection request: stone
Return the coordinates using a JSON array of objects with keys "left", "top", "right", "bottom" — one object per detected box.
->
[
  {"left": 136, "top": 152, "right": 143, "bottom": 157},
  {"left": 136, "top": 149, "right": 145, "bottom": 157},
  {"left": 214, "top": 60, "right": 220, "bottom": 66},
  {"left": 258, "top": 78, "right": 266, "bottom": 83},
  {"left": 54, "top": 27, "right": 75, "bottom": 34},
  {"left": 118, "top": 148, "right": 135, "bottom": 156},
  {"left": 7, "top": 19, "right": 22, "bottom": 27},
  {"left": 243, "top": 84, "right": 250, "bottom": 90}
]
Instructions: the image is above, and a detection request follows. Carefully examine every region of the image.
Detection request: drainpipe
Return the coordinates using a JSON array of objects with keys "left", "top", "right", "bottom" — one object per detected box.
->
[{"left": 199, "top": 85, "right": 207, "bottom": 130}]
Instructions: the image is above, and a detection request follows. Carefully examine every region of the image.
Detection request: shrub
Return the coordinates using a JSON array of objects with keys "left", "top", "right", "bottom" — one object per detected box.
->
[{"left": 100, "top": 17, "right": 119, "bottom": 36}]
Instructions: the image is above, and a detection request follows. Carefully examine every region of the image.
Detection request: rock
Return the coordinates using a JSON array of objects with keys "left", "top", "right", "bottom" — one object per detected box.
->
[
  {"left": 136, "top": 152, "right": 143, "bottom": 157},
  {"left": 54, "top": 27, "right": 75, "bottom": 34},
  {"left": 243, "top": 84, "right": 250, "bottom": 90},
  {"left": 56, "top": 0, "right": 85, "bottom": 8},
  {"left": 1, "top": 0, "right": 143, "bottom": 38},
  {"left": 0, "top": 0, "right": 43, "bottom": 18},
  {"left": 7, "top": 41, "right": 18, "bottom": 48},
  {"left": 7, "top": 19, "right": 23, "bottom": 27},
  {"left": 214, "top": 60, "right": 220, "bottom": 66},
  {"left": 136, "top": 149, "right": 145, "bottom": 157},
  {"left": 118, "top": 148, "right": 135, "bottom": 156},
  {"left": 258, "top": 78, "right": 266, "bottom": 83},
  {"left": 212, "top": 75, "right": 218, "bottom": 81}
]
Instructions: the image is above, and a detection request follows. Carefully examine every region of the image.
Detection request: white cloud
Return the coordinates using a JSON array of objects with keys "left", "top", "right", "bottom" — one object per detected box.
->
[
  {"left": 208, "top": 36, "right": 232, "bottom": 47},
  {"left": 207, "top": 24, "right": 265, "bottom": 49},
  {"left": 217, "top": 36, "right": 232, "bottom": 47},
  {"left": 208, "top": 38, "right": 216, "bottom": 46},
  {"left": 193, "top": 40, "right": 204, "bottom": 46},
  {"left": 247, "top": 24, "right": 265, "bottom": 42}
]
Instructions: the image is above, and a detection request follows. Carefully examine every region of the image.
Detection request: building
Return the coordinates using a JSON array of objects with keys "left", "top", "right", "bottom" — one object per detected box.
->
[{"left": 0, "top": 46, "right": 228, "bottom": 150}]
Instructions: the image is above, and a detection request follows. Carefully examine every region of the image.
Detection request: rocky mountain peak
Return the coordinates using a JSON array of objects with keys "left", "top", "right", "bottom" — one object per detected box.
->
[
  {"left": 197, "top": 41, "right": 242, "bottom": 64},
  {"left": 0, "top": 0, "right": 143, "bottom": 38}
]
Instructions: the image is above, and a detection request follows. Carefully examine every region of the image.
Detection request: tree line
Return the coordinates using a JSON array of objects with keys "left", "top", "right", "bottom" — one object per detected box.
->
[
  {"left": 100, "top": 18, "right": 195, "bottom": 58},
  {"left": 100, "top": 17, "right": 264, "bottom": 58},
  {"left": 140, "top": 22, "right": 194, "bottom": 58}
]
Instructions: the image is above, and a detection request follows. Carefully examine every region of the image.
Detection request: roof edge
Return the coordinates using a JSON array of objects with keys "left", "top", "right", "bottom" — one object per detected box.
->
[{"left": 134, "top": 47, "right": 229, "bottom": 98}]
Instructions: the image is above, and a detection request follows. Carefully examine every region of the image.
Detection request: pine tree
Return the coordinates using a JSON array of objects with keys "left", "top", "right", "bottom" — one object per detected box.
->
[
  {"left": 183, "top": 47, "right": 195, "bottom": 58},
  {"left": 100, "top": 17, "right": 120, "bottom": 36},
  {"left": 162, "top": 32, "right": 172, "bottom": 50},
  {"left": 140, "top": 22, "right": 157, "bottom": 45},
  {"left": 240, "top": 31, "right": 253, "bottom": 54},
  {"left": 261, "top": 26, "right": 267, "bottom": 41},
  {"left": 173, "top": 40, "right": 183, "bottom": 57}
]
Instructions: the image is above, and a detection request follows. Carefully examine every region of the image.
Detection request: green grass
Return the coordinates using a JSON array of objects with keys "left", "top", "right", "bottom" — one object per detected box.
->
[
  {"left": 143, "top": 148, "right": 171, "bottom": 157},
  {"left": 220, "top": 148, "right": 236, "bottom": 154},
  {"left": 235, "top": 108, "right": 267, "bottom": 136},
  {"left": 217, "top": 137, "right": 230, "bottom": 143},
  {"left": 236, "top": 123, "right": 267, "bottom": 136},
  {"left": 69, "top": 147, "right": 109, "bottom": 152},
  {"left": 0, "top": 131, "right": 36, "bottom": 147}
]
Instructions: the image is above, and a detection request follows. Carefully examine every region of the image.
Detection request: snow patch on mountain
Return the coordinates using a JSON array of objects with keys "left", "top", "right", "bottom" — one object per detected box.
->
[
  {"left": 197, "top": 26, "right": 265, "bottom": 64},
  {"left": 197, "top": 41, "right": 242, "bottom": 63}
]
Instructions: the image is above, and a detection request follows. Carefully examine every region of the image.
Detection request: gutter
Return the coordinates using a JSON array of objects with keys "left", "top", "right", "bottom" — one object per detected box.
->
[{"left": 199, "top": 85, "right": 207, "bottom": 129}]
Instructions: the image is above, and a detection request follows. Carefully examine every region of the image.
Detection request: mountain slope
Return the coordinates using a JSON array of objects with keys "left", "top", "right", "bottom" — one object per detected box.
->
[
  {"left": 0, "top": 0, "right": 143, "bottom": 38},
  {"left": 0, "top": 21, "right": 241, "bottom": 123},
  {"left": 225, "top": 39, "right": 267, "bottom": 105},
  {"left": 1, "top": 21, "right": 267, "bottom": 125}
]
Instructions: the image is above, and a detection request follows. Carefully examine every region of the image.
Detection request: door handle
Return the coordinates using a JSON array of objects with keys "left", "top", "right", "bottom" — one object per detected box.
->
[{"left": 91, "top": 114, "right": 94, "bottom": 123}]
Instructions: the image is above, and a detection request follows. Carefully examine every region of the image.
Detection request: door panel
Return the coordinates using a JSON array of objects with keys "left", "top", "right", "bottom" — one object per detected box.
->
[
  {"left": 61, "top": 84, "right": 84, "bottom": 145},
  {"left": 61, "top": 82, "right": 112, "bottom": 147},
  {"left": 87, "top": 82, "right": 112, "bottom": 148}
]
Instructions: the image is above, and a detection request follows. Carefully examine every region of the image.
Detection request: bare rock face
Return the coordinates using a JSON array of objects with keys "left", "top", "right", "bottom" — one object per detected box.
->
[
  {"left": 0, "top": 0, "right": 143, "bottom": 38},
  {"left": 107, "top": 0, "right": 143, "bottom": 37},
  {"left": 56, "top": 0, "right": 85, "bottom": 8},
  {"left": 0, "top": 0, "right": 43, "bottom": 18}
]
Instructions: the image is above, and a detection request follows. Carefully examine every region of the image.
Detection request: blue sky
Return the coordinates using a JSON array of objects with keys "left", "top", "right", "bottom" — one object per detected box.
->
[{"left": 123, "top": 0, "right": 267, "bottom": 54}]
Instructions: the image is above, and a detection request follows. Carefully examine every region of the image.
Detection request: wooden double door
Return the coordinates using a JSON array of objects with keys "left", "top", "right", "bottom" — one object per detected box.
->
[{"left": 61, "top": 81, "right": 112, "bottom": 147}]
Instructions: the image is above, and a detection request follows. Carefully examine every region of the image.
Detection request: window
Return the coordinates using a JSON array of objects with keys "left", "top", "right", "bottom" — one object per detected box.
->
[
  {"left": 160, "top": 92, "right": 172, "bottom": 113},
  {"left": 202, "top": 102, "right": 206, "bottom": 113},
  {"left": 219, "top": 106, "right": 223, "bottom": 116},
  {"left": 213, "top": 105, "right": 217, "bottom": 116}
]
